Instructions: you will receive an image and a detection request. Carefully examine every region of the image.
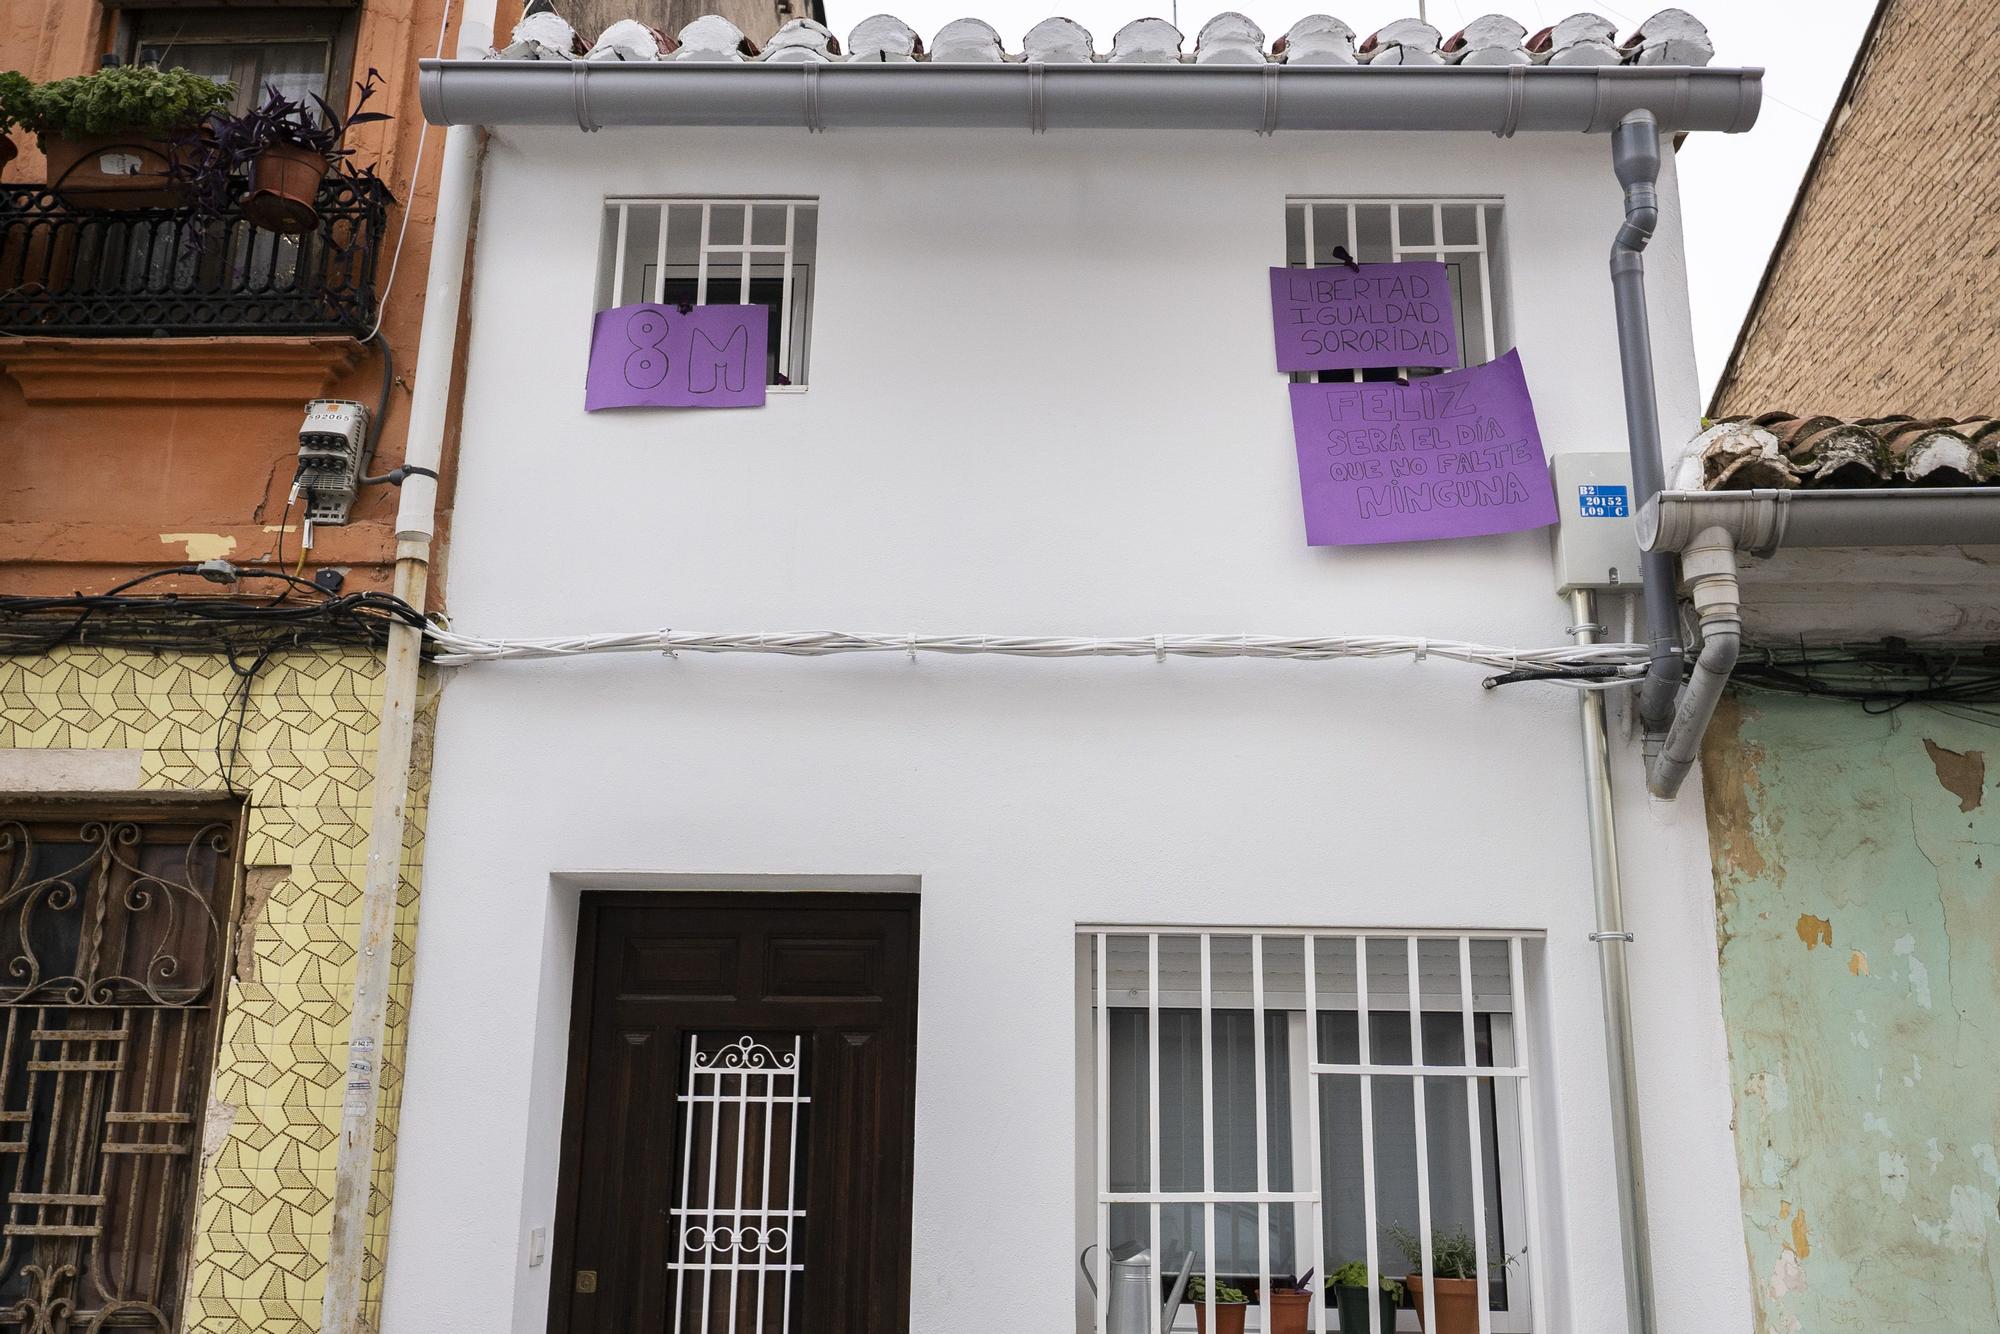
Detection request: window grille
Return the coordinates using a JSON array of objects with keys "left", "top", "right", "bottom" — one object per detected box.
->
[
  {"left": 1080, "top": 929, "right": 1548, "bottom": 1334},
  {"left": 669, "top": 1035, "right": 808, "bottom": 1334},
  {"left": 0, "top": 808, "right": 238, "bottom": 1333},
  {"left": 597, "top": 199, "right": 819, "bottom": 389},
  {"left": 1284, "top": 199, "right": 1506, "bottom": 382}
]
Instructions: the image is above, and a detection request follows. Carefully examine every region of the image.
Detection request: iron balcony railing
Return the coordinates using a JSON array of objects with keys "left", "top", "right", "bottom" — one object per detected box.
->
[{"left": 0, "top": 175, "right": 387, "bottom": 337}]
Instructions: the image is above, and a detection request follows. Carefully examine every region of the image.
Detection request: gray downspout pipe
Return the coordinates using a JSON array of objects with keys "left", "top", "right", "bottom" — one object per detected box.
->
[{"left": 1609, "top": 110, "right": 1684, "bottom": 742}]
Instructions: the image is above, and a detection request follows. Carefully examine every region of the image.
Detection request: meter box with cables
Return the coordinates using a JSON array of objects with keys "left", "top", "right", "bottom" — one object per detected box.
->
[
  {"left": 295, "top": 399, "right": 371, "bottom": 526},
  {"left": 1551, "top": 452, "right": 1644, "bottom": 596}
]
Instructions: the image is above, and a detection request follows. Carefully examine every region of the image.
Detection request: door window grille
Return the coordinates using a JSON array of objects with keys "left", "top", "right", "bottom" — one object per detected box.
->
[
  {"left": 1284, "top": 200, "right": 1506, "bottom": 384},
  {"left": 0, "top": 808, "right": 238, "bottom": 1333},
  {"left": 670, "top": 1035, "right": 809, "bottom": 1334},
  {"left": 597, "top": 199, "right": 819, "bottom": 389},
  {"left": 1081, "top": 930, "right": 1548, "bottom": 1333}
]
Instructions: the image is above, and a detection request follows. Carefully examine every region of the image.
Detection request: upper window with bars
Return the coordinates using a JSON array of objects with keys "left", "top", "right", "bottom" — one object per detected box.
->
[
  {"left": 1284, "top": 200, "right": 1505, "bottom": 385},
  {"left": 596, "top": 199, "right": 819, "bottom": 390},
  {"left": 1079, "top": 929, "right": 1547, "bottom": 1333}
]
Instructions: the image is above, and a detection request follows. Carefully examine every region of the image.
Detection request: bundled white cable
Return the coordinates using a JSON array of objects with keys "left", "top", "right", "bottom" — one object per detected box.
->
[{"left": 424, "top": 625, "right": 1646, "bottom": 687}]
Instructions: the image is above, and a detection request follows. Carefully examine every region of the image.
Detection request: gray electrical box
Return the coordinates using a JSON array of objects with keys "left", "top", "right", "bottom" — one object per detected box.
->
[{"left": 1550, "top": 452, "right": 1644, "bottom": 596}]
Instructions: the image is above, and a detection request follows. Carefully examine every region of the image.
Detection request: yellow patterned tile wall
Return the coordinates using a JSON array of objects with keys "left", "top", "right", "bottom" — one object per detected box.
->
[{"left": 0, "top": 645, "right": 437, "bottom": 1334}]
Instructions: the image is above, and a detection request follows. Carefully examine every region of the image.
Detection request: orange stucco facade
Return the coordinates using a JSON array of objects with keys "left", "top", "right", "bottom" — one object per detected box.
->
[{"left": 0, "top": 0, "right": 483, "bottom": 598}]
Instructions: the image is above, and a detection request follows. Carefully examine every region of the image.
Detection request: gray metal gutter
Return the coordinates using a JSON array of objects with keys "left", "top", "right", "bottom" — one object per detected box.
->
[
  {"left": 418, "top": 59, "right": 1762, "bottom": 133},
  {"left": 1638, "top": 487, "right": 2000, "bottom": 798},
  {"left": 1640, "top": 487, "right": 2000, "bottom": 556}
]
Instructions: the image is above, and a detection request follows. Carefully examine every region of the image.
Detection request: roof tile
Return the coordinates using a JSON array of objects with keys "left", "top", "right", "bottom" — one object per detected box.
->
[{"left": 487, "top": 7, "right": 1717, "bottom": 67}]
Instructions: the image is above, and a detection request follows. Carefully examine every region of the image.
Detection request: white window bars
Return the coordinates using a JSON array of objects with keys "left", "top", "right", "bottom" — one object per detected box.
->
[
  {"left": 1080, "top": 929, "right": 1549, "bottom": 1333},
  {"left": 1284, "top": 199, "right": 1506, "bottom": 383},
  {"left": 670, "top": 1034, "right": 809, "bottom": 1334},
  {"left": 598, "top": 198, "right": 819, "bottom": 388}
]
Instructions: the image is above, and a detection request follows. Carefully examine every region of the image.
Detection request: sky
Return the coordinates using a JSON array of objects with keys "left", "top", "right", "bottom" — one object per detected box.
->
[{"left": 819, "top": 0, "right": 1879, "bottom": 403}]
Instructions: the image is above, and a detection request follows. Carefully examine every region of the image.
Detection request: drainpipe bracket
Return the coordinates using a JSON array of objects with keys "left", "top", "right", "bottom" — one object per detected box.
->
[{"left": 1590, "top": 931, "right": 1636, "bottom": 943}]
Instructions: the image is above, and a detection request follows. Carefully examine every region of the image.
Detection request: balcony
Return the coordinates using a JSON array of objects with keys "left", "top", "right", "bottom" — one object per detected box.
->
[{"left": 0, "top": 175, "right": 387, "bottom": 338}]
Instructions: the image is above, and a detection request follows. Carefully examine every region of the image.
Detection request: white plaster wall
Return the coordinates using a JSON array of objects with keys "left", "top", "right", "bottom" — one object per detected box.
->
[{"left": 383, "top": 125, "right": 1750, "bottom": 1334}]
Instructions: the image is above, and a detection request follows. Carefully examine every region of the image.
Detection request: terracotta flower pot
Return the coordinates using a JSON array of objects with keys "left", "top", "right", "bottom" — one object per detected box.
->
[
  {"left": 1268, "top": 1287, "right": 1313, "bottom": 1334},
  {"left": 43, "top": 132, "right": 185, "bottom": 209},
  {"left": 1193, "top": 1301, "right": 1248, "bottom": 1334},
  {"left": 242, "top": 139, "right": 327, "bottom": 234},
  {"left": 1404, "top": 1274, "right": 1480, "bottom": 1334}
]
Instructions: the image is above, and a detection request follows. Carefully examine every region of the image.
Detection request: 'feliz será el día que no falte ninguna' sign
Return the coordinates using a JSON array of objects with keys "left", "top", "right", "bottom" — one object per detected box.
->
[
  {"left": 585, "top": 302, "right": 769, "bottom": 410},
  {"left": 1269, "top": 261, "right": 1459, "bottom": 373},
  {"left": 1288, "top": 349, "right": 1558, "bottom": 546}
]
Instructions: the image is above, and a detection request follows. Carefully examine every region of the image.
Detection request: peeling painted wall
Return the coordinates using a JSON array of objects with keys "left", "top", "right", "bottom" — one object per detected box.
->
[{"left": 1703, "top": 695, "right": 2000, "bottom": 1331}]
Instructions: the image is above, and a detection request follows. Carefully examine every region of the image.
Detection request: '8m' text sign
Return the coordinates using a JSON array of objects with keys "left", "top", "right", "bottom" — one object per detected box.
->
[{"left": 585, "top": 302, "right": 768, "bottom": 410}]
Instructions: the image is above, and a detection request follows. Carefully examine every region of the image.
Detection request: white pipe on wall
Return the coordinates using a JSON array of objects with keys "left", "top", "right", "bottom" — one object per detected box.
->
[{"left": 320, "top": 3, "right": 497, "bottom": 1331}]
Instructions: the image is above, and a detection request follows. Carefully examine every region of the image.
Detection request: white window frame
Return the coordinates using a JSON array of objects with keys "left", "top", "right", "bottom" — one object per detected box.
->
[
  {"left": 1078, "top": 928, "right": 1550, "bottom": 1334},
  {"left": 1284, "top": 198, "right": 1506, "bottom": 384},
  {"left": 600, "top": 197, "right": 818, "bottom": 391}
]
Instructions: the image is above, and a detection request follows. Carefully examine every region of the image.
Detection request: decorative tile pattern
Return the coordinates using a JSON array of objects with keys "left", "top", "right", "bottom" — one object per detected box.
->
[{"left": 0, "top": 645, "right": 437, "bottom": 1334}]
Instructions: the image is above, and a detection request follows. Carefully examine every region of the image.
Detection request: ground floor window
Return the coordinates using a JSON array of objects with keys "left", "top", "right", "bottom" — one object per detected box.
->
[
  {"left": 1080, "top": 930, "right": 1547, "bottom": 1332},
  {"left": 0, "top": 805, "right": 238, "bottom": 1333}
]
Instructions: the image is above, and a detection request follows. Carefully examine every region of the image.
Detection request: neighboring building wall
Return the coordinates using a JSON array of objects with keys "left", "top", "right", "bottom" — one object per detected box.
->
[
  {"left": 0, "top": 647, "right": 434, "bottom": 1334},
  {"left": 1710, "top": 0, "right": 2000, "bottom": 418},
  {"left": 0, "top": 0, "right": 459, "bottom": 596},
  {"left": 1702, "top": 696, "right": 1998, "bottom": 1330}
]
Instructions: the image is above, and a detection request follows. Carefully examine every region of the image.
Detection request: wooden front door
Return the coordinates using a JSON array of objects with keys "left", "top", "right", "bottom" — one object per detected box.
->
[{"left": 549, "top": 893, "right": 919, "bottom": 1334}]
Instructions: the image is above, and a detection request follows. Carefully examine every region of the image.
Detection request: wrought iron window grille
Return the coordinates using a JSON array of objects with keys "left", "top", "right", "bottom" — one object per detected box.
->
[
  {"left": 0, "top": 809, "right": 239, "bottom": 1334},
  {"left": 0, "top": 177, "right": 386, "bottom": 338}
]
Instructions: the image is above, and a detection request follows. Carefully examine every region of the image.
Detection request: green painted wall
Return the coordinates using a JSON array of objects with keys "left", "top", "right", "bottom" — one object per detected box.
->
[{"left": 1703, "top": 695, "right": 2000, "bottom": 1331}]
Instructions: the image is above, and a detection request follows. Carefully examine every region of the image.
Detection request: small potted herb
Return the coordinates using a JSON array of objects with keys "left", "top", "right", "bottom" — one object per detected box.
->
[
  {"left": 0, "top": 70, "right": 31, "bottom": 176},
  {"left": 13, "top": 65, "right": 232, "bottom": 208},
  {"left": 176, "top": 69, "right": 391, "bottom": 235},
  {"left": 1187, "top": 1275, "right": 1250, "bottom": 1334},
  {"left": 1256, "top": 1269, "right": 1315, "bottom": 1334},
  {"left": 1328, "top": 1261, "right": 1403, "bottom": 1334},
  {"left": 1390, "top": 1225, "right": 1504, "bottom": 1334}
]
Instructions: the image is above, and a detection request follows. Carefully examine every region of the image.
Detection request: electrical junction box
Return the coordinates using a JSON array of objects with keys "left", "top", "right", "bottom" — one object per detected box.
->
[
  {"left": 1551, "top": 452, "right": 1644, "bottom": 596},
  {"left": 296, "top": 399, "right": 370, "bottom": 526}
]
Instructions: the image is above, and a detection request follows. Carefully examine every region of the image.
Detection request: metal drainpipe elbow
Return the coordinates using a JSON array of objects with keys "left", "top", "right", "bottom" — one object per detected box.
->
[
  {"left": 1607, "top": 109, "right": 1683, "bottom": 740},
  {"left": 1647, "top": 526, "right": 1742, "bottom": 799}
]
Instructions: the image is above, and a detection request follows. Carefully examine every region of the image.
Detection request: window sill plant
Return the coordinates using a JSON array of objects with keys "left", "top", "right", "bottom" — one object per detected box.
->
[
  {"left": 9, "top": 64, "right": 232, "bottom": 209},
  {"left": 1187, "top": 1275, "right": 1250, "bottom": 1334},
  {"left": 177, "top": 69, "right": 391, "bottom": 236},
  {"left": 1329, "top": 1261, "right": 1404, "bottom": 1334},
  {"left": 1390, "top": 1225, "right": 1507, "bottom": 1334}
]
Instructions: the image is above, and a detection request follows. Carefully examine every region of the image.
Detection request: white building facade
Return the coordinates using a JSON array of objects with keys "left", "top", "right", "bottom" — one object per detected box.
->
[{"left": 385, "top": 14, "right": 1764, "bottom": 1334}]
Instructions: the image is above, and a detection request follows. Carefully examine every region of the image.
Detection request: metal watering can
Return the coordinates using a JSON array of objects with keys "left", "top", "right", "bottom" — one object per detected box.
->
[{"left": 1080, "top": 1243, "right": 1195, "bottom": 1334}]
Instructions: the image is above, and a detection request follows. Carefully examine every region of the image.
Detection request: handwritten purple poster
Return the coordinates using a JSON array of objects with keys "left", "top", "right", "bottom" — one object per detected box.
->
[
  {"left": 584, "top": 302, "right": 768, "bottom": 410},
  {"left": 1288, "top": 349, "right": 1557, "bottom": 546},
  {"left": 1269, "top": 262, "right": 1459, "bottom": 372}
]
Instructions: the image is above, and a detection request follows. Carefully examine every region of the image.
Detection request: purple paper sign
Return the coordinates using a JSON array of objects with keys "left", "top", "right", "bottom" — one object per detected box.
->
[
  {"left": 1269, "top": 262, "right": 1459, "bottom": 372},
  {"left": 585, "top": 302, "right": 769, "bottom": 410},
  {"left": 1287, "top": 350, "right": 1558, "bottom": 546}
]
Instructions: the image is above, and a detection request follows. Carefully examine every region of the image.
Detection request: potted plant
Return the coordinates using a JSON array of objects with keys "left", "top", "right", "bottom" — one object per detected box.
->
[
  {"left": 13, "top": 64, "right": 231, "bottom": 208},
  {"left": 0, "top": 70, "right": 31, "bottom": 177},
  {"left": 177, "top": 69, "right": 391, "bottom": 236},
  {"left": 1328, "top": 1261, "right": 1404, "bottom": 1333},
  {"left": 1389, "top": 1225, "right": 1497, "bottom": 1334},
  {"left": 1261, "top": 1271, "right": 1321, "bottom": 1334},
  {"left": 1187, "top": 1275, "right": 1250, "bottom": 1334}
]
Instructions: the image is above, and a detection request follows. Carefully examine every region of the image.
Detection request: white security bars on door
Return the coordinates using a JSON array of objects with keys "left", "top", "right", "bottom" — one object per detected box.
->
[
  {"left": 1081, "top": 930, "right": 1549, "bottom": 1333},
  {"left": 1286, "top": 199, "right": 1504, "bottom": 385},
  {"left": 670, "top": 1035, "right": 808, "bottom": 1334},
  {"left": 598, "top": 198, "right": 819, "bottom": 387}
]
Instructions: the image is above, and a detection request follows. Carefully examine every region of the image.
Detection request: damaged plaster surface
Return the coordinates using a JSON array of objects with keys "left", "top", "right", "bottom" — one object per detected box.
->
[{"left": 1703, "top": 696, "right": 2000, "bottom": 1331}]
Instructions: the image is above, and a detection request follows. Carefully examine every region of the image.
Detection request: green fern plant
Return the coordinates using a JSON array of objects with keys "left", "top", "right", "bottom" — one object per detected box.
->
[{"left": 15, "top": 65, "right": 232, "bottom": 140}]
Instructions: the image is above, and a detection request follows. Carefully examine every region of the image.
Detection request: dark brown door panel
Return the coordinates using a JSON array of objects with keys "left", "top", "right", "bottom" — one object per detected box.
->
[{"left": 550, "top": 893, "right": 919, "bottom": 1334}]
